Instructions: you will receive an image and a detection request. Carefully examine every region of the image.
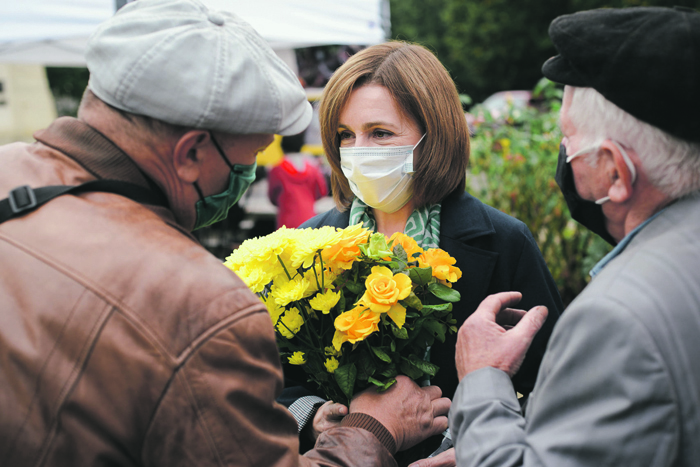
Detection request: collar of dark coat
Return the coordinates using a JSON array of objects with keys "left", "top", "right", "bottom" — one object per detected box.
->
[
  {"left": 439, "top": 189, "right": 496, "bottom": 242},
  {"left": 314, "top": 190, "right": 496, "bottom": 242},
  {"left": 33, "top": 117, "right": 152, "bottom": 188}
]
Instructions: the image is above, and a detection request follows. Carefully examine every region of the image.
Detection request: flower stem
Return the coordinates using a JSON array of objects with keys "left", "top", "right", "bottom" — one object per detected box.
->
[{"left": 277, "top": 255, "right": 292, "bottom": 280}]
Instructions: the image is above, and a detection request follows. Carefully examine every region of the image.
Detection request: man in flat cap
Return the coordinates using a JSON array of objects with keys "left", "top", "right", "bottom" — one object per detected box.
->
[
  {"left": 440, "top": 6, "right": 700, "bottom": 467},
  {"left": 0, "top": 0, "right": 449, "bottom": 466}
]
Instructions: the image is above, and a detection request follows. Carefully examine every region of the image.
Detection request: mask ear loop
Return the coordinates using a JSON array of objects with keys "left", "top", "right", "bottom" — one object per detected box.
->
[
  {"left": 193, "top": 132, "right": 234, "bottom": 206},
  {"left": 405, "top": 134, "right": 427, "bottom": 173},
  {"left": 209, "top": 132, "right": 237, "bottom": 171},
  {"left": 595, "top": 141, "right": 637, "bottom": 205}
]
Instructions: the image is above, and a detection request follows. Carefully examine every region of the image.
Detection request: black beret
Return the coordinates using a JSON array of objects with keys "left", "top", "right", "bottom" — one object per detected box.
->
[{"left": 542, "top": 6, "right": 700, "bottom": 143}]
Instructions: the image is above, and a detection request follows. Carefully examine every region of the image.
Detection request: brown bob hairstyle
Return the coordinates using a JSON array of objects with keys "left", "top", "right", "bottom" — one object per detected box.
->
[{"left": 319, "top": 41, "right": 470, "bottom": 211}]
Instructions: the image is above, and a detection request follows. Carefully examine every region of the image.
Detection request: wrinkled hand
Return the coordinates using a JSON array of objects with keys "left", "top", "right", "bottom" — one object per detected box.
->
[
  {"left": 456, "top": 292, "right": 548, "bottom": 380},
  {"left": 408, "top": 448, "right": 456, "bottom": 467},
  {"left": 349, "top": 376, "right": 450, "bottom": 452},
  {"left": 307, "top": 401, "right": 347, "bottom": 441}
]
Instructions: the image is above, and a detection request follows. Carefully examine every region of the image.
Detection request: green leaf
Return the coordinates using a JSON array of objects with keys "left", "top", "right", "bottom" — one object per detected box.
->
[
  {"left": 390, "top": 340, "right": 396, "bottom": 352},
  {"left": 367, "top": 376, "right": 385, "bottom": 387},
  {"left": 409, "top": 267, "right": 433, "bottom": 286},
  {"left": 408, "top": 356, "right": 440, "bottom": 376},
  {"left": 357, "top": 352, "right": 377, "bottom": 380},
  {"left": 422, "top": 303, "right": 453, "bottom": 312},
  {"left": 423, "top": 320, "right": 447, "bottom": 343},
  {"left": 400, "top": 291, "right": 423, "bottom": 311},
  {"left": 335, "top": 292, "right": 346, "bottom": 315},
  {"left": 371, "top": 347, "right": 392, "bottom": 363},
  {"left": 428, "top": 283, "right": 461, "bottom": 302},
  {"left": 449, "top": 325, "right": 459, "bottom": 333},
  {"left": 406, "top": 311, "right": 420, "bottom": 319},
  {"left": 344, "top": 280, "right": 363, "bottom": 295},
  {"left": 400, "top": 358, "right": 424, "bottom": 379},
  {"left": 334, "top": 363, "right": 357, "bottom": 400},
  {"left": 393, "top": 244, "right": 408, "bottom": 262},
  {"left": 391, "top": 326, "right": 409, "bottom": 339},
  {"left": 380, "top": 363, "right": 397, "bottom": 378},
  {"left": 368, "top": 376, "right": 397, "bottom": 392}
]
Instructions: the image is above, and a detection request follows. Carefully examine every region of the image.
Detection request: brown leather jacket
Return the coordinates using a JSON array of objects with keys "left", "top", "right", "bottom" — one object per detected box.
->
[{"left": 0, "top": 118, "right": 396, "bottom": 467}]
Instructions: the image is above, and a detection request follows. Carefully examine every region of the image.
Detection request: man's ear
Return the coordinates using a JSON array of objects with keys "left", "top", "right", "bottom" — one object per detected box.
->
[
  {"left": 601, "top": 140, "right": 635, "bottom": 203},
  {"left": 172, "top": 130, "right": 211, "bottom": 183}
]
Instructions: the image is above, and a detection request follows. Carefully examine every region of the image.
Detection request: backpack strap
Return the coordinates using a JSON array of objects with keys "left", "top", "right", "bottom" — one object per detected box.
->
[{"left": 0, "top": 180, "right": 169, "bottom": 225}]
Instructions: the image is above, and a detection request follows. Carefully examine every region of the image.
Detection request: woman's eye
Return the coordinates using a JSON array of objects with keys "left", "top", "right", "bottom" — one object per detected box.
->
[
  {"left": 373, "top": 130, "right": 392, "bottom": 138},
  {"left": 338, "top": 131, "right": 353, "bottom": 140}
]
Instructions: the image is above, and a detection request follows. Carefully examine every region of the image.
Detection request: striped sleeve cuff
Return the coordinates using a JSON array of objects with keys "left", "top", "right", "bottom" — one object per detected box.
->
[
  {"left": 341, "top": 413, "right": 397, "bottom": 455},
  {"left": 288, "top": 395, "right": 327, "bottom": 433}
]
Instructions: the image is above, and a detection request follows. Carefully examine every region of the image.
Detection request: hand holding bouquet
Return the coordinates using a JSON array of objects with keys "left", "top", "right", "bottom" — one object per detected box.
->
[{"left": 225, "top": 224, "right": 461, "bottom": 405}]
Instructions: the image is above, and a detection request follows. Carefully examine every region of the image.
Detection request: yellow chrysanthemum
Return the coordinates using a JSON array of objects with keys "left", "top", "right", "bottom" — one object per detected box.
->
[
  {"left": 309, "top": 289, "right": 341, "bottom": 314},
  {"left": 303, "top": 266, "right": 338, "bottom": 295},
  {"left": 324, "top": 357, "right": 339, "bottom": 373},
  {"left": 271, "top": 276, "right": 311, "bottom": 307},
  {"left": 232, "top": 265, "right": 273, "bottom": 294},
  {"left": 277, "top": 307, "right": 304, "bottom": 339},
  {"left": 288, "top": 351, "right": 306, "bottom": 365},
  {"left": 263, "top": 295, "right": 285, "bottom": 325},
  {"left": 388, "top": 232, "right": 424, "bottom": 259},
  {"left": 418, "top": 249, "right": 462, "bottom": 283},
  {"left": 322, "top": 223, "right": 370, "bottom": 270},
  {"left": 289, "top": 226, "right": 343, "bottom": 269}
]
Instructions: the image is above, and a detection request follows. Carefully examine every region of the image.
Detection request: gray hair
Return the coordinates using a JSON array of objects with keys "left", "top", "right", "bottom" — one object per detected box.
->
[{"left": 568, "top": 86, "right": 700, "bottom": 199}]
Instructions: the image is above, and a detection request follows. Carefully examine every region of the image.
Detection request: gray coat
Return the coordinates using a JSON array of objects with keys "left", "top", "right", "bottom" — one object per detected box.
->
[{"left": 450, "top": 193, "right": 700, "bottom": 467}]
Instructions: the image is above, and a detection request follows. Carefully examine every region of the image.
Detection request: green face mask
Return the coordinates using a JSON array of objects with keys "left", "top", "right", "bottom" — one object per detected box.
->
[{"left": 192, "top": 134, "right": 257, "bottom": 231}]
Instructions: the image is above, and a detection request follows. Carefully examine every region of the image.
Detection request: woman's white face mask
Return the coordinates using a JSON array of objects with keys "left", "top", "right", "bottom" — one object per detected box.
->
[{"left": 340, "top": 134, "right": 426, "bottom": 213}]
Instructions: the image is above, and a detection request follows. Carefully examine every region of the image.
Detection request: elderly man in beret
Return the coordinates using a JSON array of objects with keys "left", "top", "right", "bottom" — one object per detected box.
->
[
  {"left": 0, "top": 1, "right": 450, "bottom": 466},
  {"left": 441, "top": 6, "right": 700, "bottom": 467}
]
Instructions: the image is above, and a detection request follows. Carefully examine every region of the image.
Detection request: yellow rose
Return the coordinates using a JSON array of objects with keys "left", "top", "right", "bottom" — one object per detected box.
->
[
  {"left": 332, "top": 305, "right": 381, "bottom": 350},
  {"left": 359, "top": 266, "right": 412, "bottom": 313},
  {"left": 387, "top": 232, "right": 424, "bottom": 259},
  {"left": 418, "top": 249, "right": 462, "bottom": 283},
  {"left": 322, "top": 223, "right": 369, "bottom": 270},
  {"left": 324, "top": 357, "right": 339, "bottom": 373},
  {"left": 288, "top": 351, "right": 306, "bottom": 365}
]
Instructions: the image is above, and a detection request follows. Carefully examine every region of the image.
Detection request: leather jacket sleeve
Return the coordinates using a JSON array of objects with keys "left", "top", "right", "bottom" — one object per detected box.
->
[{"left": 141, "top": 307, "right": 396, "bottom": 467}]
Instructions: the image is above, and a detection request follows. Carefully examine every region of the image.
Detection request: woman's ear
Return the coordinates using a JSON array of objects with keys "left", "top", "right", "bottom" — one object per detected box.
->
[
  {"left": 601, "top": 140, "right": 635, "bottom": 203},
  {"left": 172, "top": 130, "right": 210, "bottom": 183}
]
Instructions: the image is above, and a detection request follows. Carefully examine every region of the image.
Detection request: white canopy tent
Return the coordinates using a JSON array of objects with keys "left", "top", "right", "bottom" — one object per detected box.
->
[{"left": 0, "top": 0, "right": 390, "bottom": 67}]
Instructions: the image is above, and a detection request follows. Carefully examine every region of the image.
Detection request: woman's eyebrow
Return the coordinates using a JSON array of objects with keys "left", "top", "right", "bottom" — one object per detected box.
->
[{"left": 337, "top": 121, "right": 397, "bottom": 131}]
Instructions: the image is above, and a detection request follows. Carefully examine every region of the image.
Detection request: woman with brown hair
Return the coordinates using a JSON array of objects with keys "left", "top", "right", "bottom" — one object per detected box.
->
[{"left": 280, "top": 41, "right": 563, "bottom": 464}]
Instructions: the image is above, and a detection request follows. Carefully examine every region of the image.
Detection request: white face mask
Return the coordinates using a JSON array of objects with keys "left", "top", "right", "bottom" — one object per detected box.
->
[
  {"left": 566, "top": 140, "right": 637, "bottom": 205},
  {"left": 340, "top": 134, "right": 426, "bottom": 213}
]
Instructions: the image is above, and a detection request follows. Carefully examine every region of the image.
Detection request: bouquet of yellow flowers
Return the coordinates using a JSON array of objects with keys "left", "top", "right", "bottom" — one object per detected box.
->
[{"left": 224, "top": 224, "right": 461, "bottom": 405}]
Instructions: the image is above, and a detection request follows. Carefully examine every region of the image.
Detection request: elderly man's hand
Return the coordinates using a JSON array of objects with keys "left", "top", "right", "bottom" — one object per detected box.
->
[
  {"left": 350, "top": 376, "right": 450, "bottom": 452},
  {"left": 408, "top": 447, "right": 456, "bottom": 467},
  {"left": 307, "top": 401, "right": 347, "bottom": 441},
  {"left": 456, "top": 292, "right": 548, "bottom": 380}
]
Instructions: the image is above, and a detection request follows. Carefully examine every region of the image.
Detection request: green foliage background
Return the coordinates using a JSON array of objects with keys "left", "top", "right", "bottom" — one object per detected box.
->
[
  {"left": 467, "top": 80, "right": 611, "bottom": 305},
  {"left": 390, "top": 0, "right": 700, "bottom": 102}
]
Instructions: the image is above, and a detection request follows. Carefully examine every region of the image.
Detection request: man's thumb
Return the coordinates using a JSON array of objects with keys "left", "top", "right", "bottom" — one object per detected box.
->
[{"left": 513, "top": 306, "right": 548, "bottom": 341}]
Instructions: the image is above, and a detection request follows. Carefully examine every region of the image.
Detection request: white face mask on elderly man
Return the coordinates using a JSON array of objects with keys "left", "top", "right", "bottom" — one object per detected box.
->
[{"left": 340, "top": 134, "right": 426, "bottom": 213}]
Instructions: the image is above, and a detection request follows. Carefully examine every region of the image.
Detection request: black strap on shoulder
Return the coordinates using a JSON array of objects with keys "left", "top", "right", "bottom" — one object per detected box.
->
[{"left": 0, "top": 180, "right": 169, "bottom": 225}]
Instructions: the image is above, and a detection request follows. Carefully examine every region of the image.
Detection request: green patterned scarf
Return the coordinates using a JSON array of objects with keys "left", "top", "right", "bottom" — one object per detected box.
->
[{"left": 348, "top": 198, "right": 441, "bottom": 249}]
